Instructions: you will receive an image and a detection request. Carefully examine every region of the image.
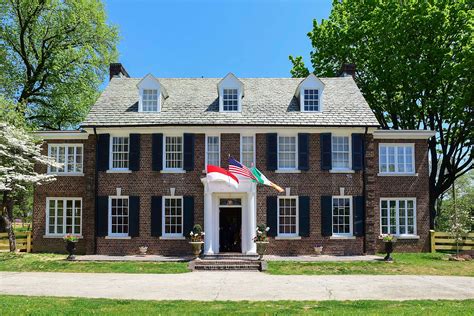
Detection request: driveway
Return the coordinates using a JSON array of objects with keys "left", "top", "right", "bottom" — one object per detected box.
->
[{"left": 1, "top": 272, "right": 473, "bottom": 301}]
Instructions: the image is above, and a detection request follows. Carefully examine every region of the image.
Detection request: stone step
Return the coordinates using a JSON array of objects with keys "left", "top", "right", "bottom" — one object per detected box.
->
[
  {"left": 202, "top": 254, "right": 260, "bottom": 261},
  {"left": 189, "top": 259, "right": 266, "bottom": 271}
]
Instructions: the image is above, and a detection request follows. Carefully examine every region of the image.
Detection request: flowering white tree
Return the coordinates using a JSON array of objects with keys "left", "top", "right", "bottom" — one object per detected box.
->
[{"left": 0, "top": 123, "right": 57, "bottom": 251}]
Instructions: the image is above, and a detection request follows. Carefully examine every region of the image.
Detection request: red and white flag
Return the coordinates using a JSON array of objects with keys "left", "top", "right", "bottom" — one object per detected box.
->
[{"left": 206, "top": 165, "right": 239, "bottom": 189}]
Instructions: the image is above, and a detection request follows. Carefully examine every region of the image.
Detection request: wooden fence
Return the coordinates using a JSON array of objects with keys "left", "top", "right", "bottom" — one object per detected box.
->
[
  {"left": 0, "top": 231, "right": 32, "bottom": 252},
  {"left": 430, "top": 230, "right": 474, "bottom": 253}
]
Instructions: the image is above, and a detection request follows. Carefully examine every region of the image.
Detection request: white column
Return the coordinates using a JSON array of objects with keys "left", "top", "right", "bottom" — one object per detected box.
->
[
  {"left": 203, "top": 187, "right": 214, "bottom": 255},
  {"left": 247, "top": 185, "right": 257, "bottom": 254}
]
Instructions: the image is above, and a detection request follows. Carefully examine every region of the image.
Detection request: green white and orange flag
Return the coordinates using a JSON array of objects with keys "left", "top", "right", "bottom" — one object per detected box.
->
[{"left": 251, "top": 167, "right": 284, "bottom": 192}]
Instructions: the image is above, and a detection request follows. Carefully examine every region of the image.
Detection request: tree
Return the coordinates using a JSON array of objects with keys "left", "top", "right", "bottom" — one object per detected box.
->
[
  {"left": 290, "top": 1, "right": 473, "bottom": 228},
  {"left": 0, "top": 0, "right": 119, "bottom": 129},
  {"left": 0, "top": 122, "right": 57, "bottom": 251},
  {"left": 447, "top": 178, "right": 472, "bottom": 257}
]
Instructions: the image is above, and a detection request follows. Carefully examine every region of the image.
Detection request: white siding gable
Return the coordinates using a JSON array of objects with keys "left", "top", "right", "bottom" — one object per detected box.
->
[
  {"left": 217, "top": 73, "right": 244, "bottom": 113},
  {"left": 137, "top": 74, "right": 168, "bottom": 112},
  {"left": 295, "top": 74, "right": 325, "bottom": 112}
]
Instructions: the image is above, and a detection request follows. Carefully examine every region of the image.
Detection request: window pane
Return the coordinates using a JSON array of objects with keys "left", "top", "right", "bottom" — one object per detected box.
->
[
  {"left": 223, "top": 89, "right": 239, "bottom": 111},
  {"left": 332, "top": 198, "right": 351, "bottom": 234},
  {"left": 206, "top": 136, "right": 220, "bottom": 166},
  {"left": 278, "top": 136, "right": 296, "bottom": 169},
  {"left": 241, "top": 136, "right": 254, "bottom": 167},
  {"left": 112, "top": 137, "right": 129, "bottom": 169},
  {"left": 142, "top": 89, "right": 159, "bottom": 111},
  {"left": 332, "top": 136, "right": 350, "bottom": 169},
  {"left": 303, "top": 89, "right": 319, "bottom": 111},
  {"left": 164, "top": 197, "right": 183, "bottom": 235},
  {"left": 278, "top": 198, "right": 297, "bottom": 235},
  {"left": 111, "top": 198, "right": 129, "bottom": 235},
  {"left": 165, "top": 136, "right": 183, "bottom": 169}
]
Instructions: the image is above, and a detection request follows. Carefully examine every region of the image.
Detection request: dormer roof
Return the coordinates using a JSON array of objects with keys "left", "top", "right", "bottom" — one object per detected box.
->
[
  {"left": 217, "top": 72, "right": 244, "bottom": 97},
  {"left": 137, "top": 73, "right": 169, "bottom": 99}
]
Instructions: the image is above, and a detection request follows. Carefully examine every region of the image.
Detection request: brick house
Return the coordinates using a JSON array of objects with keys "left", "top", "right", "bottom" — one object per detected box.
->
[{"left": 33, "top": 63, "right": 435, "bottom": 256}]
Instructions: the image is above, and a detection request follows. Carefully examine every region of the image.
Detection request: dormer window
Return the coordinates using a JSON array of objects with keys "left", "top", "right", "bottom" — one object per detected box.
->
[
  {"left": 137, "top": 73, "right": 168, "bottom": 113},
  {"left": 218, "top": 73, "right": 244, "bottom": 113},
  {"left": 303, "top": 89, "right": 319, "bottom": 111},
  {"left": 142, "top": 89, "right": 158, "bottom": 112},
  {"left": 223, "top": 89, "right": 239, "bottom": 111},
  {"left": 296, "top": 74, "right": 325, "bottom": 112}
]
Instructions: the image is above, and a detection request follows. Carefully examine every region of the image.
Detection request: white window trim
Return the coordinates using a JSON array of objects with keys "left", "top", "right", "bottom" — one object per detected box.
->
[
  {"left": 277, "top": 196, "right": 299, "bottom": 238},
  {"left": 108, "top": 195, "right": 130, "bottom": 238},
  {"left": 378, "top": 143, "right": 415, "bottom": 175},
  {"left": 379, "top": 198, "right": 417, "bottom": 237},
  {"left": 277, "top": 134, "right": 298, "bottom": 171},
  {"left": 139, "top": 88, "right": 160, "bottom": 112},
  {"left": 219, "top": 87, "right": 242, "bottom": 113},
  {"left": 162, "top": 134, "right": 184, "bottom": 172},
  {"left": 47, "top": 144, "right": 84, "bottom": 175},
  {"left": 331, "top": 134, "right": 352, "bottom": 171},
  {"left": 109, "top": 134, "right": 130, "bottom": 171},
  {"left": 331, "top": 195, "right": 353, "bottom": 237},
  {"left": 301, "top": 88, "right": 321, "bottom": 112},
  {"left": 45, "top": 197, "right": 82, "bottom": 237},
  {"left": 162, "top": 196, "right": 184, "bottom": 238},
  {"left": 205, "top": 134, "right": 221, "bottom": 167},
  {"left": 240, "top": 134, "right": 256, "bottom": 167}
]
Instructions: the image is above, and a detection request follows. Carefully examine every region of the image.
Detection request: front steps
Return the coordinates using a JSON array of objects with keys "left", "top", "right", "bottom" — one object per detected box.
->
[{"left": 189, "top": 253, "right": 266, "bottom": 271}]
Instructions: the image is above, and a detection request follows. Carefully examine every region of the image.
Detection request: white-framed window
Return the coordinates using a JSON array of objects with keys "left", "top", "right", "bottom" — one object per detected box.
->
[
  {"left": 163, "top": 196, "right": 183, "bottom": 237},
  {"left": 164, "top": 136, "right": 183, "bottom": 170},
  {"left": 278, "top": 136, "right": 297, "bottom": 170},
  {"left": 108, "top": 196, "right": 129, "bottom": 237},
  {"left": 277, "top": 197, "right": 298, "bottom": 237},
  {"left": 206, "top": 135, "right": 220, "bottom": 166},
  {"left": 332, "top": 136, "right": 351, "bottom": 170},
  {"left": 380, "top": 198, "right": 416, "bottom": 236},
  {"left": 379, "top": 144, "right": 415, "bottom": 174},
  {"left": 110, "top": 136, "right": 129, "bottom": 170},
  {"left": 222, "top": 88, "right": 239, "bottom": 112},
  {"left": 46, "top": 198, "right": 82, "bottom": 236},
  {"left": 332, "top": 196, "right": 352, "bottom": 236},
  {"left": 240, "top": 135, "right": 255, "bottom": 167},
  {"left": 142, "top": 89, "right": 159, "bottom": 112},
  {"left": 303, "top": 89, "right": 319, "bottom": 111},
  {"left": 48, "top": 144, "right": 83, "bottom": 174}
]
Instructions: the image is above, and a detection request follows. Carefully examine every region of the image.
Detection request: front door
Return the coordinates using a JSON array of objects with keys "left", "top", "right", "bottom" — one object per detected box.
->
[{"left": 219, "top": 208, "right": 242, "bottom": 252}]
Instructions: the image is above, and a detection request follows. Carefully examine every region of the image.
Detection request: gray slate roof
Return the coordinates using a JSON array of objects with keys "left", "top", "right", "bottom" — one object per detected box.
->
[{"left": 82, "top": 77, "right": 380, "bottom": 127}]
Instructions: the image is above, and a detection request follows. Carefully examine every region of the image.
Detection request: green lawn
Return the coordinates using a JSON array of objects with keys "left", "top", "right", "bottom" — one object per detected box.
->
[
  {"left": 0, "top": 253, "right": 189, "bottom": 274},
  {"left": 267, "top": 253, "right": 474, "bottom": 276},
  {"left": 1, "top": 295, "right": 473, "bottom": 315}
]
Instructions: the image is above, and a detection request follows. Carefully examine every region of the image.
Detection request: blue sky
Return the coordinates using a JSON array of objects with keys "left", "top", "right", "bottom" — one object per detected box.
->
[{"left": 103, "top": 0, "right": 332, "bottom": 80}]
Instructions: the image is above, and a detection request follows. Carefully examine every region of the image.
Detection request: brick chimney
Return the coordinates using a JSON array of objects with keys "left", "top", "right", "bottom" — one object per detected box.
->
[
  {"left": 338, "top": 63, "right": 356, "bottom": 78},
  {"left": 109, "top": 63, "right": 130, "bottom": 80}
]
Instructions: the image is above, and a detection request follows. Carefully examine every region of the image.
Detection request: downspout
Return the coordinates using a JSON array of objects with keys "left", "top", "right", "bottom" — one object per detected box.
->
[
  {"left": 362, "top": 126, "right": 368, "bottom": 255},
  {"left": 93, "top": 127, "right": 99, "bottom": 255}
]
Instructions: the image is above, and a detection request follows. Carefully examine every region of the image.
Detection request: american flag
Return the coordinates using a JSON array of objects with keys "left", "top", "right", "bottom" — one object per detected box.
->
[{"left": 228, "top": 157, "right": 255, "bottom": 180}]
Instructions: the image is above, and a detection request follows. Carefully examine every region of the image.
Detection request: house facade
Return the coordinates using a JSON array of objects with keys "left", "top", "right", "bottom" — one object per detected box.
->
[{"left": 32, "top": 63, "right": 435, "bottom": 256}]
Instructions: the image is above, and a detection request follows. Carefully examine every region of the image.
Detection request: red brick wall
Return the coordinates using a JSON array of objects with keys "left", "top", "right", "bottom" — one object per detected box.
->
[{"left": 33, "top": 132, "right": 431, "bottom": 256}]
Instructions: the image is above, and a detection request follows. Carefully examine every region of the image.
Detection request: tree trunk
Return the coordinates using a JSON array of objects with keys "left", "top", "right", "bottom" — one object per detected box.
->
[
  {"left": 3, "top": 198, "right": 16, "bottom": 252},
  {"left": 0, "top": 217, "right": 6, "bottom": 233}
]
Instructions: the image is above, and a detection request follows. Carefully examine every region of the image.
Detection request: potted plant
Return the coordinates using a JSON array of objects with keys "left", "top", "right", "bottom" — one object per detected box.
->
[
  {"left": 63, "top": 234, "right": 79, "bottom": 261},
  {"left": 138, "top": 246, "right": 148, "bottom": 256},
  {"left": 381, "top": 234, "right": 397, "bottom": 262},
  {"left": 253, "top": 223, "right": 270, "bottom": 260},
  {"left": 314, "top": 245, "right": 323, "bottom": 255},
  {"left": 189, "top": 224, "right": 205, "bottom": 259}
]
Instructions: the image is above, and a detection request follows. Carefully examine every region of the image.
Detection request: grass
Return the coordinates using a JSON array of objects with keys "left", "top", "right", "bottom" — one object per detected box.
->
[
  {"left": 267, "top": 253, "right": 474, "bottom": 276},
  {"left": 1, "top": 295, "right": 473, "bottom": 315},
  {"left": 0, "top": 253, "right": 189, "bottom": 274}
]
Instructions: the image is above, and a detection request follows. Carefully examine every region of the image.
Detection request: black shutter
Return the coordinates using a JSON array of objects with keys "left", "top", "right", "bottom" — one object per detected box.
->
[
  {"left": 321, "top": 196, "right": 332, "bottom": 236},
  {"left": 183, "top": 196, "right": 194, "bottom": 237},
  {"left": 97, "top": 134, "right": 110, "bottom": 171},
  {"left": 151, "top": 196, "right": 162, "bottom": 237},
  {"left": 320, "top": 133, "right": 332, "bottom": 170},
  {"left": 152, "top": 133, "right": 163, "bottom": 171},
  {"left": 96, "top": 196, "right": 108, "bottom": 237},
  {"left": 299, "top": 196, "right": 310, "bottom": 237},
  {"left": 129, "top": 196, "right": 140, "bottom": 237},
  {"left": 266, "top": 133, "right": 278, "bottom": 171},
  {"left": 183, "top": 133, "right": 195, "bottom": 171},
  {"left": 266, "top": 196, "right": 278, "bottom": 237},
  {"left": 298, "top": 133, "right": 310, "bottom": 171},
  {"left": 129, "top": 134, "right": 141, "bottom": 171},
  {"left": 353, "top": 196, "right": 365, "bottom": 237},
  {"left": 352, "top": 133, "right": 364, "bottom": 171}
]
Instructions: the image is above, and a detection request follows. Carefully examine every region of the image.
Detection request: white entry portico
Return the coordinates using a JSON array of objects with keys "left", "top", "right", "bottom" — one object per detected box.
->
[{"left": 201, "top": 178, "right": 257, "bottom": 255}]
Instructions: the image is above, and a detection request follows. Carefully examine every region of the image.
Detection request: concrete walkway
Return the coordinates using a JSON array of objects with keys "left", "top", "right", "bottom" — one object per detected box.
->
[{"left": 1, "top": 272, "right": 473, "bottom": 301}]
